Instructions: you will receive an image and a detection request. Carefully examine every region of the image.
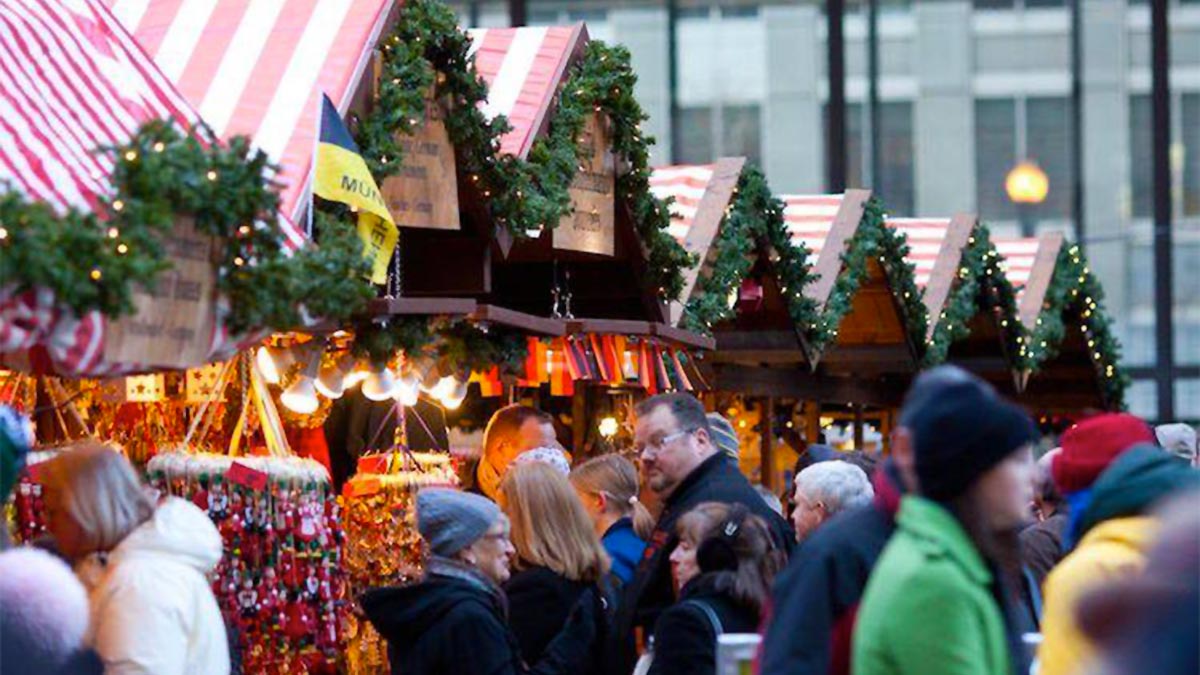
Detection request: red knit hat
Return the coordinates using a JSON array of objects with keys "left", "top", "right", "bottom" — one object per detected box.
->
[{"left": 1052, "top": 413, "right": 1154, "bottom": 493}]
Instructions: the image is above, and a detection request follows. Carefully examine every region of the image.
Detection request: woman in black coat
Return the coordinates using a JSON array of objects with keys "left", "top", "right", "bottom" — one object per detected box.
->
[
  {"left": 648, "top": 502, "right": 783, "bottom": 675},
  {"left": 499, "top": 461, "right": 614, "bottom": 669},
  {"left": 362, "top": 488, "right": 596, "bottom": 675}
]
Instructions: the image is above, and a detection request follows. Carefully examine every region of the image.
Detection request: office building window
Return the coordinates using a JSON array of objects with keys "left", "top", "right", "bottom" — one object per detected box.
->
[
  {"left": 973, "top": 0, "right": 1064, "bottom": 7},
  {"left": 675, "top": 104, "right": 762, "bottom": 167},
  {"left": 1026, "top": 97, "right": 1073, "bottom": 220},
  {"left": 1130, "top": 95, "right": 1153, "bottom": 219},
  {"left": 840, "top": 102, "right": 914, "bottom": 215},
  {"left": 1184, "top": 93, "right": 1200, "bottom": 216},
  {"left": 975, "top": 98, "right": 1018, "bottom": 222}
]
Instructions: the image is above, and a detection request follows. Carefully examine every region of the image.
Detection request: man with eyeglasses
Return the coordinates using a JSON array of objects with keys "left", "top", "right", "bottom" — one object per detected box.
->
[{"left": 607, "top": 393, "right": 794, "bottom": 675}]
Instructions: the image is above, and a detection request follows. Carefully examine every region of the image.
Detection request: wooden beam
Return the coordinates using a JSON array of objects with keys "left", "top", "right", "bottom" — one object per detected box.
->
[
  {"left": 1018, "top": 232, "right": 1065, "bottom": 330},
  {"left": 819, "top": 344, "right": 919, "bottom": 373},
  {"left": 651, "top": 323, "right": 717, "bottom": 350},
  {"left": 806, "top": 188, "right": 870, "bottom": 311},
  {"left": 714, "top": 364, "right": 908, "bottom": 407},
  {"left": 805, "top": 400, "right": 821, "bottom": 445},
  {"left": 715, "top": 330, "right": 804, "bottom": 353},
  {"left": 370, "top": 297, "right": 478, "bottom": 315},
  {"left": 761, "top": 397, "right": 776, "bottom": 491},
  {"left": 675, "top": 157, "right": 748, "bottom": 319},
  {"left": 853, "top": 404, "right": 865, "bottom": 449},
  {"left": 472, "top": 305, "right": 565, "bottom": 336},
  {"left": 922, "top": 214, "right": 976, "bottom": 340},
  {"left": 566, "top": 318, "right": 652, "bottom": 336}
]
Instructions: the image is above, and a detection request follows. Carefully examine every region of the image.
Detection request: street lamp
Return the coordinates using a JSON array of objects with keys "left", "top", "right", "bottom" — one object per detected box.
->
[{"left": 1006, "top": 160, "right": 1049, "bottom": 236}]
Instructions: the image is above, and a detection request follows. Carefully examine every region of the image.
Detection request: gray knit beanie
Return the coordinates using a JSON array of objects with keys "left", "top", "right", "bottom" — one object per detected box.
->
[
  {"left": 707, "top": 413, "right": 740, "bottom": 460},
  {"left": 416, "top": 488, "right": 503, "bottom": 557}
]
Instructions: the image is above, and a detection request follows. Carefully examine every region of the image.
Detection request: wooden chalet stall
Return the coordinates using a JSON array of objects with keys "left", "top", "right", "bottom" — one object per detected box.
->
[
  {"left": 993, "top": 234, "right": 1127, "bottom": 416},
  {"left": 886, "top": 215, "right": 1023, "bottom": 378}
]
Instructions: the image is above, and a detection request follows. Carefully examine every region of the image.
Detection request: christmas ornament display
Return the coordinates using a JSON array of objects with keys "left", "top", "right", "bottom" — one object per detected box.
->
[
  {"left": 10, "top": 449, "right": 57, "bottom": 543},
  {"left": 148, "top": 451, "right": 346, "bottom": 674}
]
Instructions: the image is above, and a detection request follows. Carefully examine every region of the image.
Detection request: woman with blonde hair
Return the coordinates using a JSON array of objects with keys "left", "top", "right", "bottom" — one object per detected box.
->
[
  {"left": 41, "top": 442, "right": 229, "bottom": 675},
  {"left": 499, "top": 461, "right": 613, "bottom": 670},
  {"left": 569, "top": 453, "right": 653, "bottom": 584}
]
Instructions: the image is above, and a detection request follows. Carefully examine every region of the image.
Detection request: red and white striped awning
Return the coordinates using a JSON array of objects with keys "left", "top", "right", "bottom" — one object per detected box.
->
[
  {"left": 467, "top": 25, "right": 584, "bottom": 159},
  {"left": 103, "top": 0, "right": 394, "bottom": 231},
  {"left": 649, "top": 164, "right": 715, "bottom": 244},
  {"left": 781, "top": 194, "right": 845, "bottom": 265},
  {"left": 886, "top": 218, "right": 953, "bottom": 289},
  {"left": 0, "top": 0, "right": 254, "bottom": 377},
  {"left": 993, "top": 237, "right": 1039, "bottom": 290}
]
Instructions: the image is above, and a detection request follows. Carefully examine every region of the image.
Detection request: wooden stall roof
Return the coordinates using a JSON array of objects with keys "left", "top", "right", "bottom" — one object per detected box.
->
[
  {"left": 994, "top": 233, "right": 1061, "bottom": 331},
  {"left": 781, "top": 190, "right": 919, "bottom": 373},
  {"left": 650, "top": 158, "right": 747, "bottom": 321},
  {"left": 467, "top": 24, "right": 588, "bottom": 159},
  {"left": 105, "top": 0, "right": 395, "bottom": 227},
  {"left": 887, "top": 216, "right": 973, "bottom": 340}
]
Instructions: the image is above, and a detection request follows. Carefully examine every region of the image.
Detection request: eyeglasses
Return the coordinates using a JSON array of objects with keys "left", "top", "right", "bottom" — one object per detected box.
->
[{"left": 635, "top": 428, "right": 694, "bottom": 455}]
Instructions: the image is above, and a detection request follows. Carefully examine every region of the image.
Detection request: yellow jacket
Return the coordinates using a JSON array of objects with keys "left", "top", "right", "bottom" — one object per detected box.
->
[{"left": 1036, "top": 516, "right": 1158, "bottom": 675}]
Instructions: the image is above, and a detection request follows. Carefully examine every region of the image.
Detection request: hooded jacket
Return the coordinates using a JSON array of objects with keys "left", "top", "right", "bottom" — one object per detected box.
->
[
  {"left": 362, "top": 557, "right": 598, "bottom": 675},
  {"left": 0, "top": 547, "right": 103, "bottom": 675},
  {"left": 87, "top": 497, "right": 228, "bottom": 675},
  {"left": 760, "top": 463, "right": 901, "bottom": 675},
  {"left": 1037, "top": 445, "right": 1199, "bottom": 675}
]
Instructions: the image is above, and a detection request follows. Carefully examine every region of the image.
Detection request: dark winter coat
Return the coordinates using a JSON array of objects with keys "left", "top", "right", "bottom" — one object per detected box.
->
[
  {"left": 646, "top": 573, "right": 761, "bottom": 675},
  {"left": 505, "top": 564, "right": 591, "bottom": 666},
  {"left": 1019, "top": 509, "right": 1068, "bottom": 589},
  {"left": 609, "top": 453, "right": 794, "bottom": 674},
  {"left": 362, "top": 558, "right": 597, "bottom": 675},
  {"left": 601, "top": 517, "right": 646, "bottom": 585},
  {"left": 760, "top": 463, "right": 901, "bottom": 675}
]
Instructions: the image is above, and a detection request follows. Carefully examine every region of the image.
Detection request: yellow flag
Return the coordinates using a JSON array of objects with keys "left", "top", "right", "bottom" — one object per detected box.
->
[{"left": 314, "top": 94, "right": 397, "bottom": 284}]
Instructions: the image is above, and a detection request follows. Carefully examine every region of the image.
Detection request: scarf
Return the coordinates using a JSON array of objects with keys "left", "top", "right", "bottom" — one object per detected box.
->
[{"left": 425, "top": 555, "right": 509, "bottom": 618}]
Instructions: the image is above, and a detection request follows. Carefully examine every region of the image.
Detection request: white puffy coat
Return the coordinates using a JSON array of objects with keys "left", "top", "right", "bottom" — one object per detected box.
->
[{"left": 86, "top": 497, "right": 229, "bottom": 675}]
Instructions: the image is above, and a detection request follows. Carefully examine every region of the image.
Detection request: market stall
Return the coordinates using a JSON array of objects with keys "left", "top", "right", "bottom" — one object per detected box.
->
[{"left": 993, "top": 233, "right": 1127, "bottom": 414}]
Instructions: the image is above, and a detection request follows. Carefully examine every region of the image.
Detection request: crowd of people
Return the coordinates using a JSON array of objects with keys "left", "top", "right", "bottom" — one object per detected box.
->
[{"left": 0, "top": 366, "right": 1197, "bottom": 675}]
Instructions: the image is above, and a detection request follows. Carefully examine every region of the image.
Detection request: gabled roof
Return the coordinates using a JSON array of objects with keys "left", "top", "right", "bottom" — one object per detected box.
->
[
  {"left": 467, "top": 24, "right": 586, "bottom": 159},
  {"left": 103, "top": 0, "right": 394, "bottom": 230}
]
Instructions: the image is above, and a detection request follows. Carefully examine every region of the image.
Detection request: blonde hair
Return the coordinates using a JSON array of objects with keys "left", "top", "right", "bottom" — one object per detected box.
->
[
  {"left": 42, "top": 442, "right": 153, "bottom": 555},
  {"left": 500, "top": 461, "right": 610, "bottom": 583},
  {"left": 569, "top": 454, "right": 655, "bottom": 539}
]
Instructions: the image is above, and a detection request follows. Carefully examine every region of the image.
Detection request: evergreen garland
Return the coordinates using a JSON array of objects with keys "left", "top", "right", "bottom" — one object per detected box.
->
[
  {"left": 350, "top": 314, "right": 528, "bottom": 377},
  {"left": 810, "top": 197, "right": 928, "bottom": 353},
  {"left": 680, "top": 165, "right": 819, "bottom": 335},
  {"left": 1018, "top": 243, "right": 1128, "bottom": 409},
  {"left": 0, "top": 121, "right": 372, "bottom": 336},
  {"left": 923, "top": 223, "right": 1023, "bottom": 366}
]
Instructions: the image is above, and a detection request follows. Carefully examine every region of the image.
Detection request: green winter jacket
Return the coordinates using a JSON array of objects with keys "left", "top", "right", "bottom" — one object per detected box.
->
[{"left": 852, "top": 496, "right": 1012, "bottom": 675}]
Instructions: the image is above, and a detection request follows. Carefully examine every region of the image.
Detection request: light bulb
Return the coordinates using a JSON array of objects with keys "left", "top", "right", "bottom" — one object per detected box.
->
[
  {"left": 442, "top": 381, "right": 469, "bottom": 410},
  {"left": 314, "top": 351, "right": 354, "bottom": 399},
  {"left": 255, "top": 345, "right": 294, "bottom": 384},
  {"left": 394, "top": 372, "right": 421, "bottom": 406},
  {"left": 362, "top": 365, "right": 397, "bottom": 401},
  {"left": 598, "top": 416, "right": 619, "bottom": 439},
  {"left": 344, "top": 359, "right": 371, "bottom": 388},
  {"left": 281, "top": 377, "right": 319, "bottom": 414},
  {"left": 425, "top": 375, "right": 456, "bottom": 400}
]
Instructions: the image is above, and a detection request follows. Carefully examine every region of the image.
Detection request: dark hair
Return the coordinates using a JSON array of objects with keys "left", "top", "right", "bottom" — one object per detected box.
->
[
  {"left": 483, "top": 405, "right": 553, "bottom": 456},
  {"left": 635, "top": 393, "right": 711, "bottom": 437},
  {"left": 677, "top": 502, "right": 783, "bottom": 618}
]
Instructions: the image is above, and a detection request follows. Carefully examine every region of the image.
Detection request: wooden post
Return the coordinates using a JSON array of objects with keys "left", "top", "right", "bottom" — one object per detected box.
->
[
  {"left": 805, "top": 400, "right": 822, "bottom": 445},
  {"left": 572, "top": 386, "right": 588, "bottom": 457},
  {"left": 853, "top": 404, "right": 865, "bottom": 450},
  {"left": 760, "top": 397, "right": 776, "bottom": 491},
  {"left": 880, "top": 408, "right": 893, "bottom": 455}
]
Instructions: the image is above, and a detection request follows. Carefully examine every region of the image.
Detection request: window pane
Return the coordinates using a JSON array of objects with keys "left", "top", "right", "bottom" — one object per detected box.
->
[
  {"left": 845, "top": 103, "right": 865, "bottom": 191},
  {"left": 974, "top": 0, "right": 1014, "bottom": 8},
  {"left": 975, "top": 99, "right": 1018, "bottom": 221},
  {"left": 719, "top": 4, "right": 759, "bottom": 18},
  {"left": 1184, "top": 94, "right": 1200, "bottom": 217},
  {"left": 1130, "top": 95, "right": 1153, "bottom": 219},
  {"left": 1127, "top": 380, "right": 1157, "bottom": 422},
  {"left": 1024, "top": 0, "right": 1066, "bottom": 7},
  {"left": 1026, "top": 97, "right": 1072, "bottom": 220},
  {"left": 678, "top": 106, "right": 715, "bottom": 165},
  {"left": 722, "top": 104, "right": 763, "bottom": 168},
  {"left": 878, "top": 101, "right": 915, "bottom": 216},
  {"left": 1176, "top": 380, "right": 1200, "bottom": 421}
]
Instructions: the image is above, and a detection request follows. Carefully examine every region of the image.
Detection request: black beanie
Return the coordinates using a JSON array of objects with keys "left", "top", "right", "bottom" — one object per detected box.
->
[{"left": 905, "top": 377, "right": 1039, "bottom": 502}]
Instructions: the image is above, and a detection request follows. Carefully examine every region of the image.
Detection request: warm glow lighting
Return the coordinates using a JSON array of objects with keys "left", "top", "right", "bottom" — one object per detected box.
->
[
  {"left": 255, "top": 345, "right": 294, "bottom": 384},
  {"left": 362, "top": 365, "right": 397, "bottom": 401},
  {"left": 726, "top": 287, "right": 738, "bottom": 310},
  {"left": 394, "top": 372, "right": 420, "bottom": 406},
  {"left": 344, "top": 361, "right": 371, "bottom": 388},
  {"left": 314, "top": 351, "right": 355, "bottom": 399},
  {"left": 598, "top": 416, "right": 619, "bottom": 439},
  {"left": 442, "top": 381, "right": 469, "bottom": 410},
  {"left": 429, "top": 375, "right": 457, "bottom": 401},
  {"left": 281, "top": 347, "right": 321, "bottom": 414},
  {"left": 1005, "top": 161, "right": 1049, "bottom": 205}
]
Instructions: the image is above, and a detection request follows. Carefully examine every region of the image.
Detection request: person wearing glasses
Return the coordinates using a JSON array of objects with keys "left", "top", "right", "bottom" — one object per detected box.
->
[
  {"left": 362, "top": 488, "right": 598, "bottom": 675},
  {"left": 608, "top": 393, "right": 794, "bottom": 675}
]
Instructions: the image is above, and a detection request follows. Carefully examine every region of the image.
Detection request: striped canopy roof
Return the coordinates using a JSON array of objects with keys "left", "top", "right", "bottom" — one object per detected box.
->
[
  {"left": 467, "top": 25, "right": 582, "bottom": 159},
  {"left": 886, "top": 218, "right": 953, "bottom": 289},
  {"left": 993, "top": 237, "right": 1039, "bottom": 290},
  {"left": 103, "top": 0, "right": 393, "bottom": 232},
  {"left": 781, "top": 194, "right": 845, "bottom": 265},
  {"left": 649, "top": 164, "right": 716, "bottom": 244}
]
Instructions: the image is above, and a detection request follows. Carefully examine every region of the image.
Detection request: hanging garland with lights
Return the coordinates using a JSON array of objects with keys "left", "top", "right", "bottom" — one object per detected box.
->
[
  {"left": 923, "top": 223, "right": 1023, "bottom": 366},
  {"left": 353, "top": 0, "right": 692, "bottom": 301},
  {"left": 1017, "top": 243, "right": 1128, "bottom": 409},
  {"left": 809, "top": 197, "right": 928, "bottom": 352},
  {"left": 0, "top": 120, "right": 373, "bottom": 335},
  {"left": 680, "top": 166, "right": 820, "bottom": 335},
  {"left": 350, "top": 315, "right": 528, "bottom": 378}
]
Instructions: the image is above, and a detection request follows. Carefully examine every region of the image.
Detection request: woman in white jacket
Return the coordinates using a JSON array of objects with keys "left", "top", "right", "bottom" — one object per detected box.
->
[{"left": 43, "top": 442, "right": 230, "bottom": 675}]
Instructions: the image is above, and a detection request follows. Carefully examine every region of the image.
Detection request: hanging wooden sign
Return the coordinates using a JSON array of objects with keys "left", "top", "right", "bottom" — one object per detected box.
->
[
  {"left": 380, "top": 96, "right": 460, "bottom": 231},
  {"left": 103, "top": 218, "right": 218, "bottom": 369},
  {"left": 554, "top": 113, "right": 616, "bottom": 256},
  {"left": 125, "top": 374, "right": 166, "bottom": 402}
]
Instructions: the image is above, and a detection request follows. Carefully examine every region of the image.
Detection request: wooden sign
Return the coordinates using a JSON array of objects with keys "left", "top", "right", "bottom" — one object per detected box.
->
[
  {"left": 103, "top": 218, "right": 217, "bottom": 369},
  {"left": 380, "top": 97, "right": 460, "bottom": 231},
  {"left": 125, "top": 374, "right": 165, "bottom": 402},
  {"left": 554, "top": 113, "right": 616, "bottom": 256},
  {"left": 185, "top": 362, "right": 226, "bottom": 403}
]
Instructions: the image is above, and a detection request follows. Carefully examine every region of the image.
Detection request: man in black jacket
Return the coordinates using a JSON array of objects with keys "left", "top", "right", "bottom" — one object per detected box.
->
[{"left": 609, "top": 393, "right": 793, "bottom": 674}]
